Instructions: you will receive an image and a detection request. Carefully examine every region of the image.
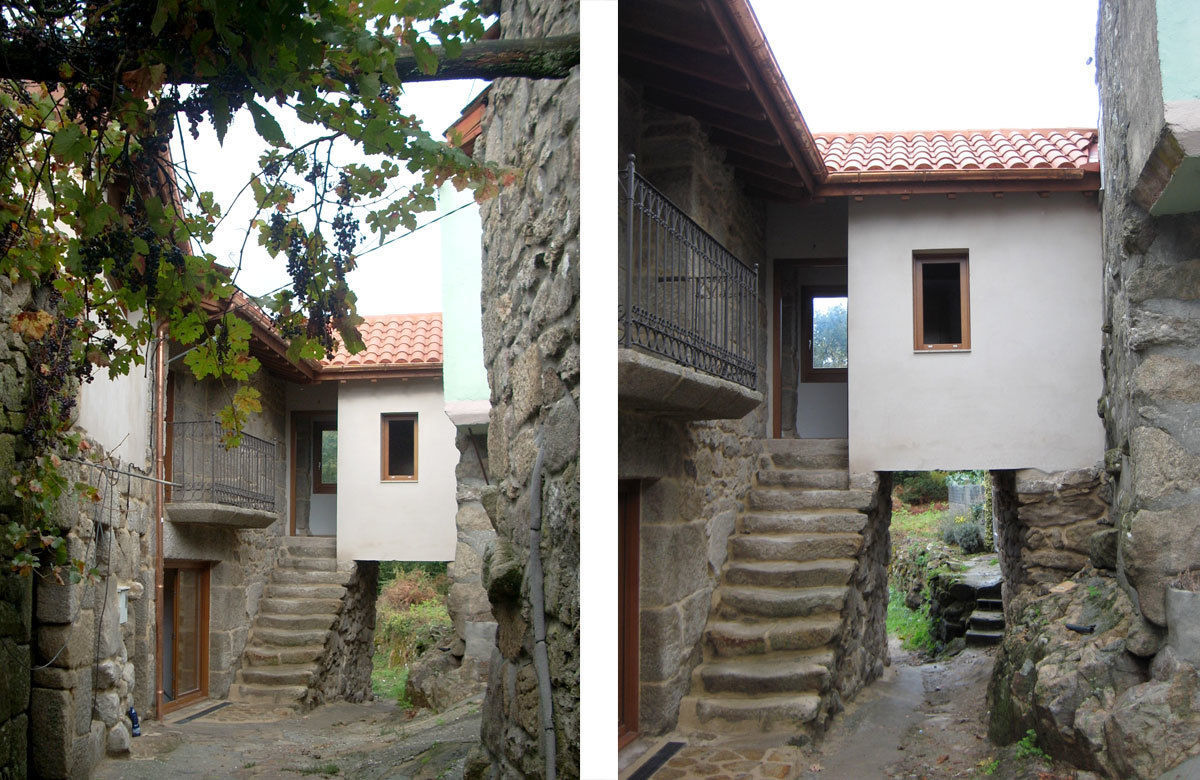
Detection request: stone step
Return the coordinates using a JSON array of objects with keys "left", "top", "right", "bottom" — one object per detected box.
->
[
  {"left": 259, "top": 597, "right": 345, "bottom": 616},
  {"left": 250, "top": 626, "right": 330, "bottom": 647},
  {"left": 717, "top": 585, "right": 848, "bottom": 620},
  {"left": 965, "top": 629, "right": 1004, "bottom": 646},
  {"left": 236, "top": 662, "right": 317, "bottom": 687},
  {"left": 243, "top": 643, "right": 325, "bottom": 666},
  {"left": 976, "top": 598, "right": 1003, "bottom": 612},
  {"left": 228, "top": 682, "right": 308, "bottom": 706},
  {"left": 257, "top": 612, "right": 338, "bottom": 631},
  {"left": 724, "top": 559, "right": 856, "bottom": 589},
  {"left": 729, "top": 533, "right": 862, "bottom": 563},
  {"left": 284, "top": 539, "right": 337, "bottom": 558},
  {"left": 705, "top": 615, "right": 841, "bottom": 657},
  {"left": 678, "top": 692, "right": 821, "bottom": 733},
  {"left": 694, "top": 650, "right": 835, "bottom": 695},
  {"left": 279, "top": 556, "right": 339, "bottom": 572},
  {"left": 756, "top": 469, "right": 850, "bottom": 490},
  {"left": 748, "top": 488, "right": 872, "bottom": 512},
  {"left": 969, "top": 610, "right": 1005, "bottom": 631},
  {"left": 976, "top": 581, "right": 1003, "bottom": 600},
  {"left": 265, "top": 582, "right": 348, "bottom": 600},
  {"left": 739, "top": 510, "right": 865, "bottom": 535},
  {"left": 762, "top": 439, "right": 848, "bottom": 471},
  {"left": 272, "top": 568, "right": 353, "bottom": 586}
]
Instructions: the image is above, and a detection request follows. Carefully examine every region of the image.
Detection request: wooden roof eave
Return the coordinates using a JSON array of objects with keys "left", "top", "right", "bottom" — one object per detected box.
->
[
  {"left": 716, "top": 0, "right": 827, "bottom": 191},
  {"left": 317, "top": 363, "right": 443, "bottom": 382},
  {"left": 817, "top": 171, "right": 1101, "bottom": 198}
]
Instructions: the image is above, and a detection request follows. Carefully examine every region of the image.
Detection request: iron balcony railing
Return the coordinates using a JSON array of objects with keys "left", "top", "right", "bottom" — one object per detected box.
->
[
  {"left": 619, "top": 155, "right": 759, "bottom": 390},
  {"left": 168, "top": 421, "right": 279, "bottom": 513}
]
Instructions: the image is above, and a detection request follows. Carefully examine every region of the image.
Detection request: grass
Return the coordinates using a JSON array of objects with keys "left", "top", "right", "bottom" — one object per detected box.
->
[
  {"left": 891, "top": 505, "right": 945, "bottom": 542},
  {"left": 295, "top": 764, "right": 341, "bottom": 776},
  {"left": 371, "top": 652, "right": 411, "bottom": 708},
  {"left": 886, "top": 586, "right": 935, "bottom": 652},
  {"left": 1015, "top": 729, "right": 1048, "bottom": 761}
]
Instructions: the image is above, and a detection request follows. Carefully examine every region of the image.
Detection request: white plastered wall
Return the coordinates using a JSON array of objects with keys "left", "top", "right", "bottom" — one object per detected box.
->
[
  {"left": 335, "top": 376, "right": 457, "bottom": 561},
  {"left": 847, "top": 193, "right": 1103, "bottom": 472},
  {"left": 76, "top": 314, "right": 152, "bottom": 467}
]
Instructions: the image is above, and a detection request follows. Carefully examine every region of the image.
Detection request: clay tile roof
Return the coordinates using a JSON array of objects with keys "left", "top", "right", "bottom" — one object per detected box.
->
[
  {"left": 813, "top": 129, "right": 1097, "bottom": 177},
  {"left": 321, "top": 313, "right": 443, "bottom": 371}
]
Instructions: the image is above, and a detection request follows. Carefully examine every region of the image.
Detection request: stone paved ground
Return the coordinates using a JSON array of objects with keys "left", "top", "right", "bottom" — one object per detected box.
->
[
  {"left": 653, "top": 745, "right": 805, "bottom": 779},
  {"left": 92, "top": 693, "right": 483, "bottom": 780}
]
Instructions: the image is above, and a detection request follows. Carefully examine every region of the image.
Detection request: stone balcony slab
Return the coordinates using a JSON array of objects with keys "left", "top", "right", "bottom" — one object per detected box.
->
[
  {"left": 165, "top": 502, "right": 277, "bottom": 529},
  {"left": 618, "top": 348, "right": 762, "bottom": 420}
]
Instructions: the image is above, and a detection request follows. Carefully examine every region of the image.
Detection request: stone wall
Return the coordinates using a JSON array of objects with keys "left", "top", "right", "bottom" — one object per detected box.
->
[
  {"left": 989, "top": 468, "right": 1108, "bottom": 609},
  {"left": 618, "top": 412, "right": 762, "bottom": 735},
  {"left": 304, "top": 560, "right": 377, "bottom": 708},
  {"left": 1097, "top": 0, "right": 1200, "bottom": 629},
  {"left": 829, "top": 473, "right": 891, "bottom": 713},
  {"left": 31, "top": 448, "right": 156, "bottom": 778},
  {"left": 448, "top": 429, "right": 497, "bottom": 681},
  {"left": 0, "top": 574, "right": 31, "bottom": 778},
  {"left": 473, "top": 0, "right": 580, "bottom": 774}
]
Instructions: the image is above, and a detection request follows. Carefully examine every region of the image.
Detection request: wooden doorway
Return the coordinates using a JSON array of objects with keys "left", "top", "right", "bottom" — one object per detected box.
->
[
  {"left": 618, "top": 480, "right": 640, "bottom": 748},
  {"left": 161, "top": 559, "right": 210, "bottom": 713}
]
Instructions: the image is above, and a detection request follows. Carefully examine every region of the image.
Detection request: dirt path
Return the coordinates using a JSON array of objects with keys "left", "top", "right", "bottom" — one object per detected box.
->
[{"left": 92, "top": 693, "right": 483, "bottom": 780}]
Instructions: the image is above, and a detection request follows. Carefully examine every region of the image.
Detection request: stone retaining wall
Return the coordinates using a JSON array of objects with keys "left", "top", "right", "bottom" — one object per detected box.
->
[
  {"left": 304, "top": 561, "right": 377, "bottom": 708},
  {"left": 0, "top": 574, "right": 31, "bottom": 778},
  {"left": 473, "top": 0, "right": 580, "bottom": 774}
]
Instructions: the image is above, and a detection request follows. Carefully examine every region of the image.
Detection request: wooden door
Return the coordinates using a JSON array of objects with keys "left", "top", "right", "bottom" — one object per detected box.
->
[{"left": 618, "top": 480, "right": 640, "bottom": 748}]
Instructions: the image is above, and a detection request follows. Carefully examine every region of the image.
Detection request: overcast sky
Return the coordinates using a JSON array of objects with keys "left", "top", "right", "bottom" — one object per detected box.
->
[
  {"left": 174, "top": 80, "right": 486, "bottom": 315},
  {"left": 749, "top": 0, "right": 1101, "bottom": 133}
]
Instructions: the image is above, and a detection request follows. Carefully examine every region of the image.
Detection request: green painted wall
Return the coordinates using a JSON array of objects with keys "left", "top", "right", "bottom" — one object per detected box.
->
[
  {"left": 438, "top": 183, "right": 489, "bottom": 403},
  {"left": 1159, "top": 0, "right": 1200, "bottom": 103}
]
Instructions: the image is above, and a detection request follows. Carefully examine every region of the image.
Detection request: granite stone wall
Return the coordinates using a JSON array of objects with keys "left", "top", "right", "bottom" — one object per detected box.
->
[
  {"left": 448, "top": 428, "right": 497, "bottom": 680},
  {"left": 31, "top": 448, "right": 156, "bottom": 779},
  {"left": 1097, "top": 0, "right": 1200, "bottom": 629},
  {"left": 473, "top": 0, "right": 580, "bottom": 774},
  {"left": 305, "top": 560, "right": 377, "bottom": 707},
  {"left": 0, "top": 574, "right": 31, "bottom": 778}
]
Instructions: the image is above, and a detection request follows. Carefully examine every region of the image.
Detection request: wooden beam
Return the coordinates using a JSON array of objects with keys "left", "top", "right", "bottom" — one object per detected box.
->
[
  {"left": 707, "top": 129, "right": 789, "bottom": 163},
  {"left": 641, "top": 88, "right": 779, "bottom": 144},
  {"left": 618, "top": 3, "right": 729, "bottom": 55},
  {"left": 737, "top": 170, "right": 810, "bottom": 201},
  {"left": 619, "top": 34, "right": 750, "bottom": 91},
  {"left": 816, "top": 172, "right": 1101, "bottom": 198},
  {"left": 723, "top": 150, "right": 804, "bottom": 187},
  {"left": 625, "top": 68, "right": 767, "bottom": 120}
]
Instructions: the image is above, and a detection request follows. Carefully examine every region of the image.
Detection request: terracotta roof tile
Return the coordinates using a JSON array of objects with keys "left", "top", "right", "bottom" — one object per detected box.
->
[
  {"left": 321, "top": 313, "right": 443, "bottom": 369},
  {"left": 815, "top": 129, "right": 1097, "bottom": 176}
]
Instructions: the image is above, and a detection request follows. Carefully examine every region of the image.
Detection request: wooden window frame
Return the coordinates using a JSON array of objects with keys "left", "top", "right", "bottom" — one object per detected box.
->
[
  {"left": 312, "top": 419, "right": 338, "bottom": 495},
  {"left": 380, "top": 413, "right": 418, "bottom": 482},
  {"left": 913, "top": 252, "right": 971, "bottom": 352},
  {"left": 160, "top": 559, "right": 210, "bottom": 715},
  {"left": 800, "top": 284, "right": 848, "bottom": 383}
]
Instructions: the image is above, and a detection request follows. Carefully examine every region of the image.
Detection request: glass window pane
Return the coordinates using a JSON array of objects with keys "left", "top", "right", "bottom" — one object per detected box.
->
[
  {"left": 175, "top": 569, "right": 200, "bottom": 697},
  {"left": 921, "top": 263, "right": 962, "bottom": 344},
  {"left": 320, "top": 428, "right": 337, "bottom": 484},
  {"left": 387, "top": 419, "right": 415, "bottom": 477},
  {"left": 811, "top": 296, "right": 848, "bottom": 369}
]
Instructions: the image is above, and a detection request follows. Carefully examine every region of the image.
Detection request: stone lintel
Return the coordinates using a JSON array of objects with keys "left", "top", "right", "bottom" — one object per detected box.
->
[
  {"left": 164, "top": 502, "right": 277, "bottom": 529},
  {"left": 1134, "top": 101, "right": 1200, "bottom": 216},
  {"left": 617, "top": 348, "right": 762, "bottom": 421}
]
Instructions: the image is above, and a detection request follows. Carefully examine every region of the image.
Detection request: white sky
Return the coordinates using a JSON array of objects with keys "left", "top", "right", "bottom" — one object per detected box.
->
[
  {"left": 749, "top": 0, "right": 1101, "bottom": 133},
  {"left": 173, "top": 79, "right": 486, "bottom": 315}
]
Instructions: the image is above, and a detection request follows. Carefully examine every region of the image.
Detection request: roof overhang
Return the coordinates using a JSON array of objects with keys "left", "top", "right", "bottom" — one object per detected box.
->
[
  {"left": 619, "top": 0, "right": 826, "bottom": 200},
  {"left": 318, "top": 364, "right": 443, "bottom": 382}
]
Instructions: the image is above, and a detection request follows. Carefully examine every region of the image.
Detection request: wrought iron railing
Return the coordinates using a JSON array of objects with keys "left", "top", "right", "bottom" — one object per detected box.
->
[
  {"left": 619, "top": 155, "right": 759, "bottom": 390},
  {"left": 168, "top": 421, "right": 278, "bottom": 512}
]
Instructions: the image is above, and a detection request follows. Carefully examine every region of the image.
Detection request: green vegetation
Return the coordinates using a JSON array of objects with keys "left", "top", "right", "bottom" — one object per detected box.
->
[
  {"left": 979, "top": 757, "right": 999, "bottom": 775},
  {"left": 371, "top": 564, "right": 452, "bottom": 708},
  {"left": 891, "top": 505, "right": 944, "bottom": 541},
  {"left": 296, "top": 763, "right": 341, "bottom": 776},
  {"left": 895, "top": 471, "right": 949, "bottom": 505},
  {"left": 1015, "top": 729, "right": 1048, "bottom": 761},
  {"left": 812, "top": 297, "right": 848, "bottom": 369},
  {"left": 886, "top": 586, "right": 935, "bottom": 653},
  {"left": 938, "top": 512, "right": 987, "bottom": 554}
]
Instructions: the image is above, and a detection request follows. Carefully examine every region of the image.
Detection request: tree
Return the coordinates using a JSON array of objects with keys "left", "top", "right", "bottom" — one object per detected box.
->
[
  {"left": 812, "top": 299, "right": 847, "bottom": 368},
  {"left": 0, "top": 0, "right": 577, "bottom": 575}
]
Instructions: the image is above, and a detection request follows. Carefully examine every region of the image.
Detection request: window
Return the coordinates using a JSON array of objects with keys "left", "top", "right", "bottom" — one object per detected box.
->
[
  {"left": 381, "top": 414, "right": 417, "bottom": 481},
  {"left": 800, "top": 285, "right": 848, "bottom": 382},
  {"left": 913, "top": 253, "right": 970, "bottom": 351},
  {"left": 312, "top": 420, "right": 337, "bottom": 494}
]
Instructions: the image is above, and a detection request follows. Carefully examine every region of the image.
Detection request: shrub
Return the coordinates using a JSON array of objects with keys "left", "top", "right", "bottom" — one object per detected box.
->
[
  {"left": 886, "top": 586, "right": 935, "bottom": 653},
  {"left": 895, "top": 470, "right": 949, "bottom": 505},
  {"left": 378, "top": 561, "right": 449, "bottom": 596},
  {"left": 379, "top": 567, "right": 449, "bottom": 610},
  {"left": 939, "top": 512, "right": 987, "bottom": 553},
  {"left": 376, "top": 598, "right": 452, "bottom": 667}
]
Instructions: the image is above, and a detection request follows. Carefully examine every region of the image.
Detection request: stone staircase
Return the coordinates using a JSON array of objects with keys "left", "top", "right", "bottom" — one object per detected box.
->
[
  {"left": 966, "top": 589, "right": 1005, "bottom": 646},
  {"left": 229, "top": 536, "right": 355, "bottom": 707},
  {"left": 679, "top": 439, "right": 871, "bottom": 733}
]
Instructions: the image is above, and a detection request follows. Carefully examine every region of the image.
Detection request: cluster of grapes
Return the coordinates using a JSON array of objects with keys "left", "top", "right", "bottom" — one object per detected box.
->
[{"left": 23, "top": 308, "right": 89, "bottom": 451}]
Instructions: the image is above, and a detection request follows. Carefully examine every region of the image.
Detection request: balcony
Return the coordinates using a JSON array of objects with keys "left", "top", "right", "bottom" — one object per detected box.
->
[
  {"left": 165, "top": 421, "right": 280, "bottom": 529},
  {"left": 619, "top": 157, "right": 763, "bottom": 420}
]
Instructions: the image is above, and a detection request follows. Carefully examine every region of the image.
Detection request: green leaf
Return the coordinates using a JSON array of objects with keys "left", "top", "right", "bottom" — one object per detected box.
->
[
  {"left": 151, "top": 0, "right": 177, "bottom": 35},
  {"left": 358, "top": 72, "right": 381, "bottom": 100},
  {"left": 246, "top": 101, "right": 287, "bottom": 148},
  {"left": 211, "top": 93, "right": 231, "bottom": 145},
  {"left": 412, "top": 39, "right": 438, "bottom": 75},
  {"left": 51, "top": 124, "right": 90, "bottom": 166}
]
